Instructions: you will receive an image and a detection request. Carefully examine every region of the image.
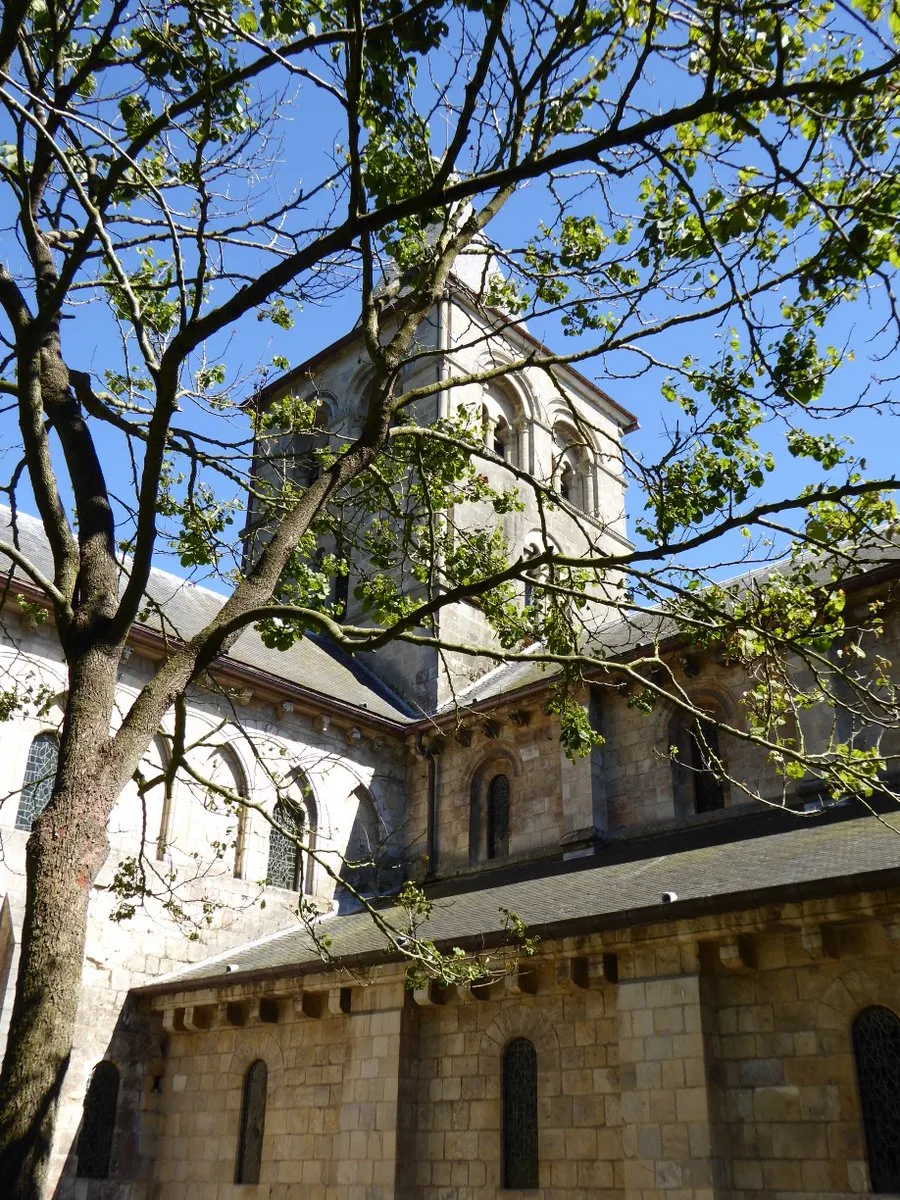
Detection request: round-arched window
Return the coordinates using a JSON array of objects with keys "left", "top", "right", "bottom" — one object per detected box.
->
[{"left": 853, "top": 1005, "right": 900, "bottom": 1192}]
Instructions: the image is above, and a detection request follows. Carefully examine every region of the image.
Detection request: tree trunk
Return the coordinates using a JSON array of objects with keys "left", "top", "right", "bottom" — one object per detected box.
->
[{"left": 0, "top": 651, "right": 119, "bottom": 1200}]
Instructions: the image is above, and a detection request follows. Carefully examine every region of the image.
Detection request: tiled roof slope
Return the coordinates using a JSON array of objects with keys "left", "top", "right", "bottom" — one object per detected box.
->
[
  {"left": 141, "top": 812, "right": 900, "bottom": 993},
  {"left": 0, "top": 506, "right": 414, "bottom": 722},
  {"left": 442, "top": 538, "right": 900, "bottom": 711}
]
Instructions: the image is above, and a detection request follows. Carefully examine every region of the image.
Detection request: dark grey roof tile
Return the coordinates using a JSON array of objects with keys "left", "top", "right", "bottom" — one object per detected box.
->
[{"left": 145, "top": 812, "right": 900, "bottom": 990}]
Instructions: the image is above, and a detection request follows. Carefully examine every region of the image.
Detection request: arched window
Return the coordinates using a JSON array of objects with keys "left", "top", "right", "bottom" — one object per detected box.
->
[
  {"left": 482, "top": 385, "right": 520, "bottom": 468},
  {"left": 487, "top": 774, "right": 510, "bottom": 860},
  {"left": 670, "top": 713, "right": 726, "bottom": 816},
  {"left": 553, "top": 423, "right": 592, "bottom": 513},
  {"left": 687, "top": 719, "right": 725, "bottom": 813},
  {"left": 266, "top": 798, "right": 305, "bottom": 891},
  {"left": 853, "top": 1006, "right": 900, "bottom": 1193},
  {"left": 470, "top": 763, "right": 515, "bottom": 865},
  {"left": 75, "top": 1060, "right": 119, "bottom": 1179},
  {"left": 16, "top": 732, "right": 59, "bottom": 831},
  {"left": 235, "top": 1059, "right": 268, "bottom": 1185},
  {"left": 503, "top": 1038, "right": 538, "bottom": 1190}
]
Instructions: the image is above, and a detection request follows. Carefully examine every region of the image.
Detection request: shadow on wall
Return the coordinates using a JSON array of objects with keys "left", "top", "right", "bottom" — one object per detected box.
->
[
  {"left": 51, "top": 995, "right": 163, "bottom": 1200},
  {"left": 335, "top": 786, "right": 405, "bottom": 914}
]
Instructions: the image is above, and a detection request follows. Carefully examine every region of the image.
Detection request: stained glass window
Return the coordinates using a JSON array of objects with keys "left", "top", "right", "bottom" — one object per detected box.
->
[
  {"left": 266, "top": 799, "right": 305, "bottom": 891},
  {"left": 853, "top": 1005, "right": 900, "bottom": 1192},
  {"left": 487, "top": 774, "right": 510, "bottom": 860},
  {"left": 16, "top": 733, "right": 59, "bottom": 831},
  {"left": 75, "top": 1060, "right": 119, "bottom": 1179},
  {"left": 235, "top": 1059, "right": 267, "bottom": 1184},
  {"left": 503, "top": 1038, "right": 538, "bottom": 1190}
]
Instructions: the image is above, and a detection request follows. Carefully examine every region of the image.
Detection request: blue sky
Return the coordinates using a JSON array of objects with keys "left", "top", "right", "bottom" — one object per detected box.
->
[{"left": 2, "top": 12, "right": 898, "bottom": 595}]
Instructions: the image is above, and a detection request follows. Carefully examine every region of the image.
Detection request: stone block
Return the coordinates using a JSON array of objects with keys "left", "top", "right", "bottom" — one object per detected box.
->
[{"left": 738, "top": 1058, "right": 784, "bottom": 1088}]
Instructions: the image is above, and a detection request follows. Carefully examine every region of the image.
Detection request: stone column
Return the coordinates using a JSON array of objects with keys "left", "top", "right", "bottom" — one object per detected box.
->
[
  {"left": 617, "top": 966, "right": 724, "bottom": 1199},
  {"left": 334, "top": 981, "right": 408, "bottom": 1199}
]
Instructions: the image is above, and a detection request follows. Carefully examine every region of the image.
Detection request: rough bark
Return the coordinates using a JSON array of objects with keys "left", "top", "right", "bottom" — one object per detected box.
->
[{"left": 0, "top": 648, "right": 119, "bottom": 1200}]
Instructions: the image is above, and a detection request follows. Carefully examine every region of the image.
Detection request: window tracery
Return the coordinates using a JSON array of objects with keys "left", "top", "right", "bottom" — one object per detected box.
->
[
  {"left": 853, "top": 1005, "right": 900, "bottom": 1193},
  {"left": 16, "top": 732, "right": 59, "bottom": 831},
  {"left": 502, "top": 1038, "right": 538, "bottom": 1189},
  {"left": 75, "top": 1060, "right": 119, "bottom": 1179},
  {"left": 266, "top": 791, "right": 309, "bottom": 891},
  {"left": 235, "top": 1059, "right": 268, "bottom": 1185}
]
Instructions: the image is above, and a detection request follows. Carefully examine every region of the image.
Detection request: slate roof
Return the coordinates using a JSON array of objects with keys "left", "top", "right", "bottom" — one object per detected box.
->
[
  {"left": 0, "top": 507, "right": 414, "bottom": 723},
  {"left": 438, "top": 537, "right": 900, "bottom": 712},
  {"left": 140, "top": 811, "right": 900, "bottom": 994}
]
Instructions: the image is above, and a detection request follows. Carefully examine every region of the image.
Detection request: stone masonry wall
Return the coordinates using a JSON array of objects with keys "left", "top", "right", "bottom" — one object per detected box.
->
[
  {"left": 0, "top": 613, "right": 407, "bottom": 1198},
  {"left": 140, "top": 883, "right": 900, "bottom": 1200}
]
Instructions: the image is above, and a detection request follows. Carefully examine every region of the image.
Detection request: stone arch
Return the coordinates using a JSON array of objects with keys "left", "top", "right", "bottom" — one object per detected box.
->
[
  {"left": 653, "top": 685, "right": 738, "bottom": 745},
  {"left": 551, "top": 418, "right": 596, "bottom": 513},
  {"left": 107, "top": 729, "right": 172, "bottom": 856},
  {"left": 462, "top": 740, "right": 525, "bottom": 796},
  {"left": 466, "top": 743, "right": 523, "bottom": 865},
  {"left": 656, "top": 687, "right": 738, "bottom": 818},
  {"left": 817, "top": 963, "right": 900, "bottom": 1037},
  {"left": 481, "top": 1005, "right": 560, "bottom": 1060},
  {"left": 160, "top": 727, "right": 251, "bottom": 872},
  {"left": 208, "top": 742, "right": 251, "bottom": 878},
  {"left": 475, "top": 351, "right": 537, "bottom": 423},
  {"left": 814, "top": 962, "right": 900, "bottom": 1178},
  {"left": 227, "top": 1030, "right": 285, "bottom": 1086},
  {"left": 475, "top": 353, "right": 537, "bottom": 471}
]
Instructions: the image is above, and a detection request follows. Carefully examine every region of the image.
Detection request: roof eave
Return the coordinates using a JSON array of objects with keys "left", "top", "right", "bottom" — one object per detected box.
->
[{"left": 133, "top": 863, "right": 900, "bottom": 999}]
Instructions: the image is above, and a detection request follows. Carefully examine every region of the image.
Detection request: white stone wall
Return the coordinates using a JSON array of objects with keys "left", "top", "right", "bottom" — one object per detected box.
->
[{"left": 0, "top": 609, "right": 407, "bottom": 1195}]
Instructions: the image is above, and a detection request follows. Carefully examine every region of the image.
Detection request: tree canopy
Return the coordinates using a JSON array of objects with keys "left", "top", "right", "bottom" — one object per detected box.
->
[{"left": 2, "top": 0, "right": 900, "bottom": 1194}]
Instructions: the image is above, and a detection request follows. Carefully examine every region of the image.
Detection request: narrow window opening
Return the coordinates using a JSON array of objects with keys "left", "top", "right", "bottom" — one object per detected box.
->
[
  {"left": 690, "top": 719, "right": 725, "bottom": 813},
  {"left": 75, "top": 1061, "right": 120, "bottom": 1180},
  {"left": 235, "top": 1059, "right": 268, "bottom": 1185},
  {"left": 493, "top": 417, "right": 513, "bottom": 461},
  {"left": 487, "top": 774, "right": 510, "bottom": 860},
  {"left": 853, "top": 1005, "right": 900, "bottom": 1193},
  {"left": 503, "top": 1038, "right": 538, "bottom": 1189}
]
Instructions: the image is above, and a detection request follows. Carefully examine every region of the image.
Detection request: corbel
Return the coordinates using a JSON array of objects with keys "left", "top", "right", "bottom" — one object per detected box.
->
[
  {"left": 801, "top": 924, "right": 840, "bottom": 960},
  {"left": 718, "top": 935, "right": 756, "bottom": 971}
]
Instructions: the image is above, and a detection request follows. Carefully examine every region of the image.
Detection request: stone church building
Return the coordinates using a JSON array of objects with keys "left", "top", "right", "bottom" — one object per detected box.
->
[{"left": 1, "top": 267, "right": 900, "bottom": 1200}]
